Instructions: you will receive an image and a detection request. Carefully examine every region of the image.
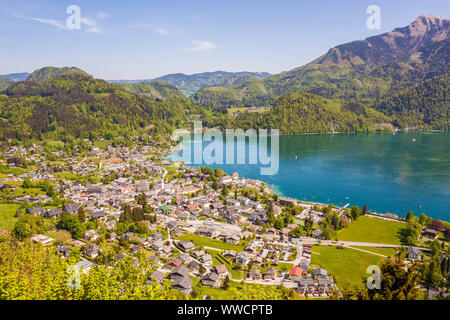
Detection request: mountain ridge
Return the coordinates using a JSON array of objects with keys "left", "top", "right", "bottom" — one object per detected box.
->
[
  {"left": 109, "top": 71, "right": 271, "bottom": 96},
  {"left": 192, "top": 14, "right": 449, "bottom": 108}
]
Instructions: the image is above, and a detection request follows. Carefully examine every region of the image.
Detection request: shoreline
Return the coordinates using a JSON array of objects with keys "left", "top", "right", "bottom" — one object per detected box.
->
[{"left": 164, "top": 133, "right": 448, "bottom": 223}]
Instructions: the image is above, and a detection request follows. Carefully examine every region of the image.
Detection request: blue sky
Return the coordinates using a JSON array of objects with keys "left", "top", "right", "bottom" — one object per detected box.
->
[{"left": 0, "top": 0, "right": 448, "bottom": 79}]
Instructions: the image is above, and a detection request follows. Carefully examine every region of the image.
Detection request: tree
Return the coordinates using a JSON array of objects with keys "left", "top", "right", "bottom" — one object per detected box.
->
[
  {"left": 55, "top": 230, "right": 72, "bottom": 244},
  {"left": 430, "top": 239, "right": 441, "bottom": 257},
  {"left": 78, "top": 206, "right": 86, "bottom": 223},
  {"left": 22, "top": 177, "right": 32, "bottom": 188},
  {"left": 340, "top": 257, "right": 423, "bottom": 300},
  {"left": 431, "top": 219, "right": 443, "bottom": 231},
  {"left": 274, "top": 217, "right": 285, "bottom": 230},
  {"left": 290, "top": 226, "right": 305, "bottom": 238},
  {"left": 13, "top": 222, "right": 31, "bottom": 240},
  {"left": 351, "top": 206, "right": 361, "bottom": 221},
  {"left": 419, "top": 213, "right": 429, "bottom": 225},
  {"left": 401, "top": 221, "right": 421, "bottom": 246},
  {"left": 362, "top": 203, "right": 368, "bottom": 215},
  {"left": 406, "top": 211, "right": 414, "bottom": 222},
  {"left": 137, "top": 221, "right": 150, "bottom": 234},
  {"left": 222, "top": 275, "right": 231, "bottom": 290},
  {"left": 57, "top": 213, "right": 85, "bottom": 238}
]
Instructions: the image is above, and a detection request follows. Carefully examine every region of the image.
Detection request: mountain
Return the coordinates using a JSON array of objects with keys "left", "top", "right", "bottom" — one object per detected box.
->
[
  {"left": 0, "top": 73, "right": 30, "bottom": 82},
  {"left": 218, "top": 73, "right": 265, "bottom": 87},
  {"left": 110, "top": 71, "right": 271, "bottom": 96},
  {"left": 26, "top": 67, "right": 91, "bottom": 82},
  {"left": 204, "top": 91, "right": 392, "bottom": 134},
  {"left": 0, "top": 78, "right": 14, "bottom": 91},
  {"left": 373, "top": 72, "right": 449, "bottom": 131},
  {"left": 0, "top": 72, "right": 188, "bottom": 142},
  {"left": 114, "top": 81, "right": 186, "bottom": 100},
  {"left": 193, "top": 15, "right": 449, "bottom": 109}
]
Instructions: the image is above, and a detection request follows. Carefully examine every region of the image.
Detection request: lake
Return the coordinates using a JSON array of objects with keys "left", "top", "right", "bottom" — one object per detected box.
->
[{"left": 170, "top": 131, "right": 450, "bottom": 221}]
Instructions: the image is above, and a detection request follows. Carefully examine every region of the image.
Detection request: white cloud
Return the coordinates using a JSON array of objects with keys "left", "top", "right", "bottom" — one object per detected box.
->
[
  {"left": 87, "top": 27, "right": 102, "bottom": 34},
  {"left": 13, "top": 14, "right": 104, "bottom": 34},
  {"left": 97, "top": 11, "right": 111, "bottom": 19},
  {"left": 129, "top": 24, "right": 169, "bottom": 35},
  {"left": 81, "top": 17, "right": 97, "bottom": 27},
  {"left": 12, "top": 14, "right": 65, "bottom": 30},
  {"left": 185, "top": 40, "right": 216, "bottom": 52},
  {"left": 154, "top": 27, "right": 169, "bottom": 35},
  {"left": 81, "top": 17, "right": 104, "bottom": 33}
]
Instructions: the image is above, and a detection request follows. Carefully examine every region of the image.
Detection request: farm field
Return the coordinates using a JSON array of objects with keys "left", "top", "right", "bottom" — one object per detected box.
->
[
  {"left": 311, "top": 245, "right": 384, "bottom": 289},
  {"left": 351, "top": 246, "right": 398, "bottom": 257},
  {"left": 0, "top": 203, "right": 22, "bottom": 231},
  {"left": 337, "top": 216, "right": 405, "bottom": 245}
]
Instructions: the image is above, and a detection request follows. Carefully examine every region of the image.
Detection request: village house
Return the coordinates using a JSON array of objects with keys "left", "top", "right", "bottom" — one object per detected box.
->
[
  {"left": 130, "top": 245, "right": 141, "bottom": 254},
  {"left": 225, "top": 234, "right": 240, "bottom": 245},
  {"left": 164, "top": 257, "right": 182, "bottom": 269},
  {"left": 278, "top": 197, "right": 297, "bottom": 207},
  {"left": 235, "top": 251, "right": 251, "bottom": 266},
  {"left": 218, "top": 176, "right": 233, "bottom": 186},
  {"left": 168, "top": 266, "right": 190, "bottom": 280},
  {"left": 30, "top": 234, "right": 54, "bottom": 246},
  {"left": 288, "top": 266, "right": 304, "bottom": 281},
  {"left": 422, "top": 228, "right": 438, "bottom": 239},
  {"left": 199, "top": 253, "right": 213, "bottom": 266},
  {"left": 84, "top": 244, "right": 101, "bottom": 258},
  {"left": 149, "top": 270, "right": 165, "bottom": 284},
  {"left": 152, "top": 240, "right": 164, "bottom": 251},
  {"left": 178, "top": 240, "right": 195, "bottom": 252},
  {"left": 408, "top": 246, "right": 421, "bottom": 260},
  {"left": 249, "top": 268, "right": 262, "bottom": 280},
  {"left": 213, "top": 264, "right": 230, "bottom": 279},
  {"left": 201, "top": 272, "right": 221, "bottom": 288},
  {"left": 150, "top": 232, "right": 163, "bottom": 242},
  {"left": 63, "top": 202, "right": 81, "bottom": 214},
  {"left": 90, "top": 210, "right": 106, "bottom": 220},
  {"left": 244, "top": 242, "right": 258, "bottom": 254},
  {"left": 56, "top": 245, "right": 71, "bottom": 258},
  {"left": 312, "top": 268, "right": 328, "bottom": 279},
  {"left": 195, "top": 226, "right": 219, "bottom": 238},
  {"left": 222, "top": 250, "right": 237, "bottom": 259},
  {"left": 188, "top": 260, "right": 199, "bottom": 271},
  {"left": 84, "top": 229, "right": 99, "bottom": 242},
  {"left": 44, "top": 208, "right": 62, "bottom": 218},
  {"left": 263, "top": 268, "right": 277, "bottom": 281},
  {"left": 311, "top": 229, "right": 324, "bottom": 239},
  {"left": 317, "top": 277, "right": 334, "bottom": 295},
  {"left": 171, "top": 277, "right": 192, "bottom": 295}
]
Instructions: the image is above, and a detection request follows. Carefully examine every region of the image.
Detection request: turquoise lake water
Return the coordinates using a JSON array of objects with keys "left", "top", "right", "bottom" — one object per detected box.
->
[{"left": 170, "top": 131, "right": 450, "bottom": 220}]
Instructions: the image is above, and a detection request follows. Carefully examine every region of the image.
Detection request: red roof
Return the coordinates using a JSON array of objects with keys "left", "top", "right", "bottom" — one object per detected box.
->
[{"left": 288, "top": 266, "right": 303, "bottom": 277}]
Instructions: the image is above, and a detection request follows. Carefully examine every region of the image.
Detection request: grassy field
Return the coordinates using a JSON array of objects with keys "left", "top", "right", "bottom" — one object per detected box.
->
[
  {"left": 53, "top": 172, "right": 81, "bottom": 181},
  {"left": 351, "top": 246, "right": 398, "bottom": 257},
  {"left": 337, "top": 216, "right": 405, "bottom": 245},
  {"left": 94, "top": 140, "right": 112, "bottom": 149},
  {"left": 0, "top": 203, "right": 22, "bottom": 231},
  {"left": 177, "top": 234, "right": 245, "bottom": 252},
  {"left": 311, "top": 245, "right": 384, "bottom": 289}
]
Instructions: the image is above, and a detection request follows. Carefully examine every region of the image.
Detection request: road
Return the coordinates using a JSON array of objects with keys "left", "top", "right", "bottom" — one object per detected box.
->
[
  {"left": 161, "top": 167, "right": 168, "bottom": 190},
  {"left": 298, "top": 237, "right": 431, "bottom": 252}
]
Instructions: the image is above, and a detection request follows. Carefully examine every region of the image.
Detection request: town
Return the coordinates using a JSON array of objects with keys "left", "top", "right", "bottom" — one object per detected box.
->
[{"left": 0, "top": 137, "right": 448, "bottom": 300}]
